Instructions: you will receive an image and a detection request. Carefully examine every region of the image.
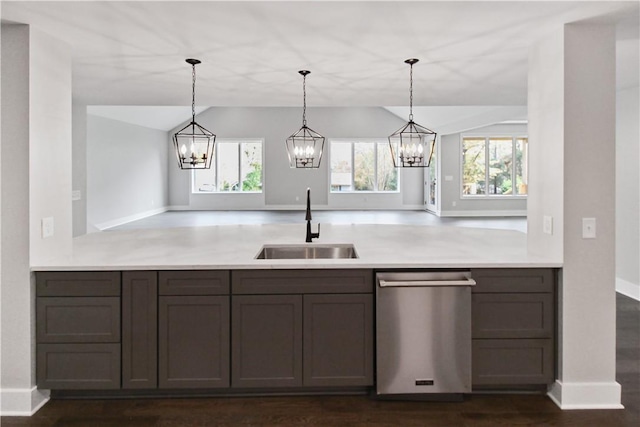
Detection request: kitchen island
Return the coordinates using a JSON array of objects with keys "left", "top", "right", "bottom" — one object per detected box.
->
[{"left": 32, "top": 224, "right": 560, "bottom": 398}]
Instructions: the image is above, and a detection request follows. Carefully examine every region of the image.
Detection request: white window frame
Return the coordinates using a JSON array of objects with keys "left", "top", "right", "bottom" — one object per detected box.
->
[
  {"left": 191, "top": 138, "right": 264, "bottom": 194},
  {"left": 459, "top": 135, "right": 528, "bottom": 199},
  {"left": 329, "top": 139, "right": 400, "bottom": 193}
]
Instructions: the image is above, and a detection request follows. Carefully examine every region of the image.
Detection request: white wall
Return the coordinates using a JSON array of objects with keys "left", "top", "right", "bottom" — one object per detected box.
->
[
  {"left": 530, "top": 24, "right": 619, "bottom": 409},
  {"left": 1, "top": 23, "right": 72, "bottom": 415},
  {"left": 72, "top": 102, "right": 87, "bottom": 237},
  {"left": 615, "top": 87, "right": 640, "bottom": 300},
  {"left": 168, "top": 107, "right": 423, "bottom": 210},
  {"left": 87, "top": 115, "right": 169, "bottom": 230},
  {"left": 439, "top": 123, "right": 528, "bottom": 217}
]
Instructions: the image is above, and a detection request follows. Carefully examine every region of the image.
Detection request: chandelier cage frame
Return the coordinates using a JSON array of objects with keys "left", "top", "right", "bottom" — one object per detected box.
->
[
  {"left": 285, "top": 70, "right": 325, "bottom": 169},
  {"left": 388, "top": 58, "right": 437, "bottom": 168},
  {"left": 173, "top": 58, "right": 216, "bottom": 170}
]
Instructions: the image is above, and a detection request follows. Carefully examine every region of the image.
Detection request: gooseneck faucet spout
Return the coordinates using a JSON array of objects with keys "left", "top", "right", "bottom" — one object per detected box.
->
[{"left": 305, "top": 188, "right": 320, "bottom": 242}]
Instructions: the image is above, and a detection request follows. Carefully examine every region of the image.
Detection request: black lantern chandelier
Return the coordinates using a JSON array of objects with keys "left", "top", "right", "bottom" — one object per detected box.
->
[
  {"left": 388, "top": 58, "right": 437, "bottom": 168},
  {"left": 173, "top": 59, "right": 215, "bottom": 169},
  {"left": 285, "top": 70, "right": 325, "bottom": 168}
]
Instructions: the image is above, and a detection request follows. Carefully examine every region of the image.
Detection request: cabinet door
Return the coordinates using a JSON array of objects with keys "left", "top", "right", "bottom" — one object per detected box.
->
[
  {"left": 159, "top": 296, "right": 230, "bottom": 388},
  {"left": 303, "top": 294, "right": 373, "bottom": 387},
  {"left": 37, "top": 343, "right": 120, "bottom": 390},
  {"left": 232, "top": 295, "right": 303, "bottom": 388},
  {"left": 122, "top": 271, "right": 158, "bottom": 389},
  {"left": 472, "top": 339, "right": 554, "bottom": 385},
  {"left": 472, "top": 293, "right": 553, "bottom": 339},
  {"left": 37, "top": 297, "right": 120, "bottom": 343}
]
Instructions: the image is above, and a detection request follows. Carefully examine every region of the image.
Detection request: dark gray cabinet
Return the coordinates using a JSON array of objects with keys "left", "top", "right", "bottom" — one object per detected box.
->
[
  {"left": 122, "top": 271, "right": 158, "bottom": 389},
  {"left": 303, "top": 294, "right": 373, "bottom": 387},
  {"left": 158, "top": 271, "right": 230, "bottom": 389},
  {"left": 231, "top": 269, "right": 374, "bottom": 389},
  {"left": 471, "top": 268, "right": 556, "bottom": 387},
  {"left": 36, "top": 272, "right": 122, "bottom": 390},
  {"left": 232, "top": 295, "right": 303, "bottom": 388}
]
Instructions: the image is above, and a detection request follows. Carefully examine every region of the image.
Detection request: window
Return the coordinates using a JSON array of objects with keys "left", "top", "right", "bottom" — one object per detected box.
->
[
  {"left": 462, "top": 136, "right": 528, "bottom": 197},
  {"left": 330, "top": 140, "right": 398, "bottom": 192},
  {"left": 193, "top": 140, "right": 263, "bottom": 193}
]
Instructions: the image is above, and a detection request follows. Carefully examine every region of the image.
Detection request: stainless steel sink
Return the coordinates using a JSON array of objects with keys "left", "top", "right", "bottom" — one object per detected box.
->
[{"left": 255, "top": 244, "right": 358, "bottom": 259}]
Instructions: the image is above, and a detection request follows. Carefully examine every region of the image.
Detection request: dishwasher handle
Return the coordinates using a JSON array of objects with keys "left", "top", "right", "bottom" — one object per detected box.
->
[{"left": 378, "top": 278, "right": 476, "bottom": 288}]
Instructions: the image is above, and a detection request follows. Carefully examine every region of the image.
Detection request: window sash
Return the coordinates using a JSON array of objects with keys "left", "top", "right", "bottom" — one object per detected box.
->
[
  {"left": 461, "top": 136, "right": 527, "bottom": 198},
  {"left": 192, "top": 140, "right": 263, "bottom": 193},
  {"left": 330, "top": 141, "right": 399, "bottom": 193}
]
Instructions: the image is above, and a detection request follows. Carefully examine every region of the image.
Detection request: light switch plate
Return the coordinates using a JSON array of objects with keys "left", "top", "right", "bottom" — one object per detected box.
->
[
  {"left": 582, "top": 217, "right": 596, "bottom": 239},
  {"left": 41, "top": 217, "right": 54, "bottom": 238},
  {"left": 72, "top": 190, "right": 81, "bottom": 201},
  {"left": 444, "top": 175, "right": 453, "bottom": 181},
  {"left": 543, "top": 215, "right": 553, "bottom": 235}
]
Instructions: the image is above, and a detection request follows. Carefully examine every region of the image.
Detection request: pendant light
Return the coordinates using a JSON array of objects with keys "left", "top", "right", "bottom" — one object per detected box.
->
[
  {"left": 173, "top": 58, "right": 215, "bottom": 169},
  {"left": 285, "top": 70, "right": 325, "bottom": 168},
  {"left": 388, "top": 58, "right": 437, "bottom": 168}
]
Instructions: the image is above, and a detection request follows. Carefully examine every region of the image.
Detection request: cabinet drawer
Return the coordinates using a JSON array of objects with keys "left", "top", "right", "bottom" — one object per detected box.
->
[
  {"left": 159, "top": 270, "right": 230, "bottom": 295},
  {"left": 472, "top": 293, "right": 553, "bottom": 339},
  {"left": 36, "top": 272, "right": 121, "bottom": 296},
  {"left": 471, "top": 269, "right": 554, "bottom": 293},
  {"left": 37, "top": 343, "right": 121, "bottom": 390},
  {"left": 37, "top": 297, "right": 120, "bottom": 343},
  {"left": 472, "top": 339, "right": 554, "bottom": 385},
  {"left": 232, "top": 269, "right": 373, "bottom": 294}
]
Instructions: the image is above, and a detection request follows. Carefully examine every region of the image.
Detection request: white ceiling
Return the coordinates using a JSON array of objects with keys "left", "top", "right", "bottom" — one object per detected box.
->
[{"left": 3, "top": 1, "right": 638, "bottom": 109}]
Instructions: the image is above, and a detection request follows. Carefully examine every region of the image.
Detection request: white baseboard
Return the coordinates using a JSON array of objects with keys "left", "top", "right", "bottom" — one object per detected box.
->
[
  {"left": 0, "top": 387, "right": 50, "bottom": 416},
  {"left": 94, "top": 207, "right": 169, "bottom": 230},
  {"left": 438, "top": 209, "right": 527, "bottom": 217},
  {"left": 548, "top": 380, "right": 623, "bottom": 410},
  {"left": 616, "top": 277, "right": 640, "bottom": 301}
]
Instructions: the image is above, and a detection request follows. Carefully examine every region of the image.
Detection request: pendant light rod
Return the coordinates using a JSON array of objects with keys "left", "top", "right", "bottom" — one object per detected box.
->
[
  {"left": 299, "top": 70, "right": 310, "bottom": 126},
  {"left": 405, "top": 58, "right": 418, "bottom": 121},
  {"left": 185, "top": 58, "right": 201, "bottom": 124}
]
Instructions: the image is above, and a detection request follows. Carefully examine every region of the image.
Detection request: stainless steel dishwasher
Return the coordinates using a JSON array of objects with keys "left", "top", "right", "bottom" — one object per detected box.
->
[{"left": 376, "top": 271, "right": 475, "bottom": 398}]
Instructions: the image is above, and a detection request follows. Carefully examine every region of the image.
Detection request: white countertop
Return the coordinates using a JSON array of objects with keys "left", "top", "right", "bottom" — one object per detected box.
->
[{"left": 31, "top": 224, "right": 561, "bottom": 271}]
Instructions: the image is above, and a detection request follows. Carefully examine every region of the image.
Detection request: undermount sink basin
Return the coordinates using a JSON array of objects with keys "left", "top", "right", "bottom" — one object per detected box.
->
[{"left": 255, "top": 244, "right": 358, "bottom": 259}]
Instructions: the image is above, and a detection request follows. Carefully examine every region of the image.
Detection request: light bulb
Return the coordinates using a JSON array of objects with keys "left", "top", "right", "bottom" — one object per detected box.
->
[
  {"left": 190, "top": 142, "right": 195, "bottom": 153},
  {"left": 418, "top": 144, "right": 424, "bottom": 154},
  {"left": 180, "top": 144, "right": 187, "bottom": 155}
]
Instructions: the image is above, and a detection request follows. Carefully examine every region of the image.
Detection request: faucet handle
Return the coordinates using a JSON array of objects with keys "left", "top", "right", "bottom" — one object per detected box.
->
[{"left": 312, "top": 223, "right": 320, "bottom": 239}]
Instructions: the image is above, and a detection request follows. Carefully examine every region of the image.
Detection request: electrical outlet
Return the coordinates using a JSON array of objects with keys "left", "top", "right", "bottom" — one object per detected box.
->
[
  {"left": 41, "top": 217, "right": 54, "bottom": 238},
  {"left": 582, "top": 218, "right": 596, "bottom": 239},
  {"left": 543, "top": 216, "right": 553, "bottom": 235},
  {"left": 72, "top": 190, "right": 81, "bottom": 201},
  {"left": 452, "top": 201, "right": 457, "bottom": 207}
]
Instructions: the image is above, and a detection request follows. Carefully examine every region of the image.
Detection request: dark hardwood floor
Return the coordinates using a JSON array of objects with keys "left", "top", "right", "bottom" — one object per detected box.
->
[{"left": 2, "top": 294, "right": 638, "bottom": 427}]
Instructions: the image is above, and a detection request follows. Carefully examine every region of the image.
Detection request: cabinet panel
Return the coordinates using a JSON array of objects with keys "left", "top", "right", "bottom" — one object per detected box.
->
[
  {"left": 37, "top": 297, "right": 120, "bottom": 343},
  {"left": 232, "top": 270, "right": 373, "bottom": 294},
  {"left": 37, "top": 343, "right": 120, "bottom": 389},
  {"left": 122, "top": 271, "right": 158, "bottom": 389},
  {"left": 159, "top": 295, "right": 229, "bottom": 389},
  {"left": 303, "top": 294, "right": 373, "bottom": 387},
  {"left": 471, "top": 269, "right": 554, "bottom": 293},
  {"left": 159, "top": 270, "right": 230, "bottom": 296},
  {"left": 36, "top": 271, "right": 121, "bottom": 296},
  {"left": 472, "top": 293, "right": 553, "bottom": 339},
  {"left": 472, "top": 339, "right": 554, "bottom": 385},
  {"left": 232, "top": 295, "right": 303, "bottom": 388}
]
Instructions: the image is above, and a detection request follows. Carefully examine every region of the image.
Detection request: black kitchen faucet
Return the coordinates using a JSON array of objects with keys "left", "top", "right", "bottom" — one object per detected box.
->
[{"left": 305, "top": 188, "right": 320, "bottom": 243}]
